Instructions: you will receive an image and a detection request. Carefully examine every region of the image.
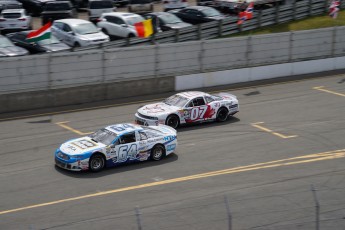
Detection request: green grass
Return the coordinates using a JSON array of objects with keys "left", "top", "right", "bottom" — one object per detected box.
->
[{"left": 229, "top": 10, "right": 345, "bottom": 37}]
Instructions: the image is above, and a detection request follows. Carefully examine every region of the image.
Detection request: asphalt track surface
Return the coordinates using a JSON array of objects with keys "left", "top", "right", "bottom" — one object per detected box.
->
[{"left": 0, "top": 74, "right": 345, "bottom": 230}]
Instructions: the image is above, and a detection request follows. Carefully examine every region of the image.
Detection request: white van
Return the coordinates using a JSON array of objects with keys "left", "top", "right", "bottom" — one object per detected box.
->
[
  {"left": 163, "top": 0, "right": 188, "bottom": 12},
  {"left": 127, "top": 0, "right": 153, "bottom": 14},
  {"left": 88, "top": 0, "right": 116, "bottom": 23}
]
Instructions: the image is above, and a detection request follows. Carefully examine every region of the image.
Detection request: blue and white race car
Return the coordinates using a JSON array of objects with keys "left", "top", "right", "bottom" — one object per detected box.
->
[{"left": 55, "top": 123, "right": 177, "bottom": 172}]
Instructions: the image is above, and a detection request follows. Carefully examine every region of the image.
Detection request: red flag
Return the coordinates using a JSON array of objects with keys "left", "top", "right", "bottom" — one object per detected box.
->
[
  {"left": 329, "top": 0, "right": 340, "bottom": 18},
  {"left": 237, "top": 2, "right": 254, "bottom": 25}
]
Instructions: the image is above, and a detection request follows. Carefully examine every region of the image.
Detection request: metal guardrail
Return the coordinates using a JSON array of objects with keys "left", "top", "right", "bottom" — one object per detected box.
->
[{"left": 74, "top": 0, "right": 344, "bottom": 52}]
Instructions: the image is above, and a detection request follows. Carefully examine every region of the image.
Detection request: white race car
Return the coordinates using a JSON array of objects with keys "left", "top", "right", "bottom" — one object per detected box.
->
[
  {"left": 55, "top": 123, "right": 177, "bottom": 172},
  {"left": 135, "top": 91, "right": 239, "bottom": 129}
]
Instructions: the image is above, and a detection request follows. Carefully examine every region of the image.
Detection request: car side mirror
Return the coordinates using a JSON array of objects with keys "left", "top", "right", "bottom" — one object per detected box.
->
[
  {"left": 109, "top": 144, "right": 115, "bottom": 148},
  {"left": 67, "top": 31, "right": 74, "bottom": 35},
  {"left": 121, "top": 24, "right": 128, "bottom": 28}
]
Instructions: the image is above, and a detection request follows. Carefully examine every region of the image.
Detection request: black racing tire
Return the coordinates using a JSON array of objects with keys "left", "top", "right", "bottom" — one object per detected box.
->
[
  {"left": 216, "top": 107, "right": 229, "bottom": 122},
  {"left": 151, "top": 145, "right": 165, "bottom": 161},
  {"left": 89, "top": 153, "right": 105, "bottom": 172},
  {"left": 74, "top": 42, "right": 81, "bottom": 48},
  {"left": 165, "top": 115, "right": 180, "bottom": 129},
  {"left": 128, "top": 33, "right": 135, "bottom": 38}
]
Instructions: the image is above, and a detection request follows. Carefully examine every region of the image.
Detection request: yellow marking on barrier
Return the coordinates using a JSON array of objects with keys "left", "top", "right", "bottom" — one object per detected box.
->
[
  {"left": 55, "top": 121, "right": 92, "bottom": 135},
  {"left": 0, "top": 149, "right": 344, "bottom": 216},
  {"left": 251, "top": 122, "right": 297, "bottom": 139},
  {"left": 313, "top": 86, "right": 345, "bottom": 97}
]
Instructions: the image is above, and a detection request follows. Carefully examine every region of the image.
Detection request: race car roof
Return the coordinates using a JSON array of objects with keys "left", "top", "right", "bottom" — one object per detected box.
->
[
  {"left": 176, "top": 91, "right": 208, "bottom": 99},
  {"left": 105, "top": 123, "right": 143, "bottom": 135}
]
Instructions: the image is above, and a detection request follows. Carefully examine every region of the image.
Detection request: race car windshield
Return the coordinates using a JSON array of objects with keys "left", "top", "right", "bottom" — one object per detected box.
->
[
  {"left": 88, "top": 128, "right": 117, "bottom": 145},
  {"left": 163, "top": 94, "right": 189, "bottom": 107}
]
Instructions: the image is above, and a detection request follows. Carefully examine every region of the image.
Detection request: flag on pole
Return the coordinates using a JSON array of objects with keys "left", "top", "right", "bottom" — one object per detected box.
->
[
  {"left": 329, "top": 0, "right": 340, "bottom": 19},
  {"left": 237, "top": 2, "right": 254, "bottom": 25},
  {"left": 134, "top": 19, "right": 154, "bottom": 38},
  {"left": 26, "top": 22, "right": 52, "bottom": 42}
]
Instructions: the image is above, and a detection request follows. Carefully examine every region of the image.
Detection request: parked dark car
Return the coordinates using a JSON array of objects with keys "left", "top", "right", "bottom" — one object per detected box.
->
[
  {"left": 0, "top": 34, "right": 28, "bottom": 56},
  {"left": 169, "top": 6, "right": 225, "bottom": 25},
  {"left": 0, "top": 0, "right": 22, "bottom": 13},
  {"left": 17, "top": 0, "right": 50, "bottom": 16},
  {"left": 113, "top": 0, "right": 128, "bottom": 7},
  {"left": 196, "top": 0, "right": 214, "bottom": 6},
  {"left": 41, "top": 1, "right": 77, "bottom": 25},
  {"left": 143, "top": 12, "right": 191, "bottom": 32},
  {"left": 6, "top": 30, "right": 71, "bottom": 53}
]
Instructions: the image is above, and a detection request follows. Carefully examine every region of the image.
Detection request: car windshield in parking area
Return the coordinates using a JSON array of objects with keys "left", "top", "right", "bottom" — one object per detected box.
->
[
  {"left": 130, "top": 0, "right": 151, "bottom": 4},
  {"left": 160, "top": 13, "right": 182, "bottom": 24},
  {"left": 88, "top": 128, "right": 117, "bottom": 145},
  {"left": 0, "top": 36, "right": 14, "bottom": 48},
  {"left": 163, "top": 94, "right": 189, "bottom": 107},
  {"left": 44, "top": 3, "right": 71, "bottom": 11},
  {"left": 37, "top": 35, "right": 61, "bottom": 45},
  {"left": 201, "top": 8, "right": 221, "bottom": 17},
  {"left": 89, "top": 0, "right": 113, "bottom": 9},
  {"left": 74, "top": 23, "right": 99, "bottom": 34},
  {"left": 126, "top": 16, "right": 144, "bottom": 26}
]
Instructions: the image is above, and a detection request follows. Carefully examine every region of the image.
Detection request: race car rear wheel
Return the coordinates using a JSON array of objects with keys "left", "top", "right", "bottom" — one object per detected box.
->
[
  {"left": 151, "top": 145, "right": 165, "bottom": 161},
  {"left": 165, "top": 115, "right": 180, "bottom": 129},
  {"left": 89, "top": 153, "right": 105, "bottom": 172},
  {"left": 216, "top": 107, "right": 229, "bottom": 122}
]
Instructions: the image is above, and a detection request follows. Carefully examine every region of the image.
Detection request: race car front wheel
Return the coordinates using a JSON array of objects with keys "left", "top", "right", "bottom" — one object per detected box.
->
[
  {"left": 151, "top": 145, "right": 165, "bottom": 161},
  {"left": 216, "top": 107, "right": 229, "bottom": 122},
  {"left": 89, "top": 153, "right": 105, "bottom": 172},
  {"left": 166, "top": 115, "right": 179, "bottom": 129}
]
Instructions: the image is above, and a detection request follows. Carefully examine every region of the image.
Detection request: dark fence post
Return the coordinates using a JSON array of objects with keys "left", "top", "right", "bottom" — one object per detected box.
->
[
  {"left": 275, "top": 3, "right": 280, "bottom": 24},
  {"left": 293, "top": 0, "right": 297, "bottom": 20},
  {"left": 224, "top": 195, "right": 232, "bottom": 230},
  {"left": 197, "top": 24, "right": 202, "bottom": 40},
  {"left": 311, "top": 185, "right": 320, "bottom": 230},
  {"left": 218, "top": 19, "right": 223, "bottom": 37}
]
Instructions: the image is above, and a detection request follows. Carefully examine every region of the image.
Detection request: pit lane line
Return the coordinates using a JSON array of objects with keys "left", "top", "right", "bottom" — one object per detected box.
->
[
  {"left": 251, "top": 122, "right": 298, "bottom": 139},
  {"left": 0, "top": 148, "right": 344, "bottom": 216},
  {"left": 313, "top": 86, "right": 345, "bottom": 97},
  {"left": 0, "top": 74, "right": 342, "bottom": 122}
]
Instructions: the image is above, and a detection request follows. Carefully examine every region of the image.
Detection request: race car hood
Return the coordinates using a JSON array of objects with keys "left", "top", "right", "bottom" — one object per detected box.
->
[
  {"left": 213, "top": 92, "right": 237, "bottom": 101},
  {"left": 60, "top": 137, "right": 106, "bottom": 155},
  {"left": 138, "top": 102, "right": 179, "bottom": 117}
]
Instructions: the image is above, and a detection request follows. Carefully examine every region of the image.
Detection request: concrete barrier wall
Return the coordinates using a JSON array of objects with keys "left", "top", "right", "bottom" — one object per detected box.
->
[
  {"left": 0, "top": 76, "right": 174, "bottom": 113},
  {"left": 175, "top": 56, "right": 345, "bottom": 90}
]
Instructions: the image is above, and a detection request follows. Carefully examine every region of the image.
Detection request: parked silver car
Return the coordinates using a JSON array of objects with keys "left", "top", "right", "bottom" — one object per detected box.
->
[
  {"left": 0, "top": 34, "right": 28, "bottom": 57},
  {"left": 51, "top": 18, "right": 109, "bottom": 47},
  {"left": 96, "top": 12, "right": 144, "bottom": 39}
]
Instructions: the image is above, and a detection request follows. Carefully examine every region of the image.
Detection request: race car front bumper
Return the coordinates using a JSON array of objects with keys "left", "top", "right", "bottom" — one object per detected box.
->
[
  {"left": 135, "top": 112, "right": 161, "bottom": 126},
  {"left": 55, "top": 158, "right": 82, "bottom": 171}
]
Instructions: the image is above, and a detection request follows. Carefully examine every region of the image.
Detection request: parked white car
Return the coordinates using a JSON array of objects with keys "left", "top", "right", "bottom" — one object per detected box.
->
[
  {"left": 0, "top": 9, "right": 32, "bottom": 32},
  {"left": 96, "top": 12, "right": 144, "bottom": 38},
  {"left": 88, "top": 0, "right": 116, "bottom": 23},
  {"left": 51, "top": 18, "right": 109, "bottom": 47}
]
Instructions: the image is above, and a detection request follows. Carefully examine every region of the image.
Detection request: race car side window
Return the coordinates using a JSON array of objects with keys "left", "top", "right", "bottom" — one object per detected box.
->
[
  {"left": 120, "top": 132, "right": 136, "bottom": 144},
  {"left": 186, "top": 101, "right": 193, "bottom": 108},
  {"left": 205, "top": 96, "right": 214, "bottom": 103},
  {"left": 193, "top": 97, "right": 205, "bottom": 106},
  {"left": 139, "top": 131, "right": 148, "bottom": 140}
]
